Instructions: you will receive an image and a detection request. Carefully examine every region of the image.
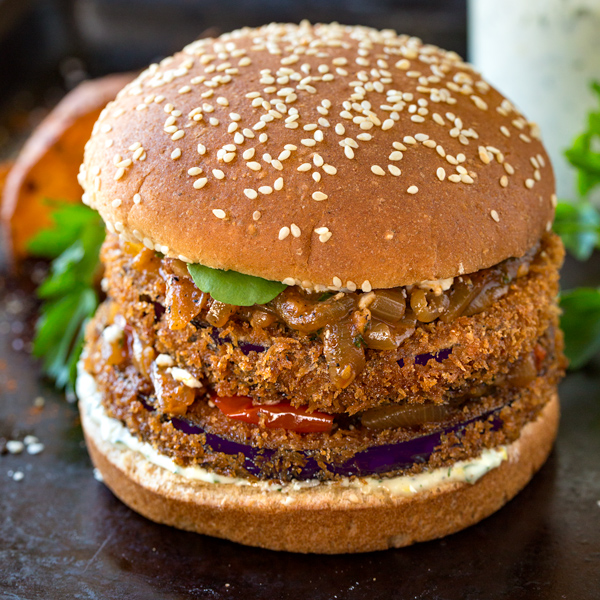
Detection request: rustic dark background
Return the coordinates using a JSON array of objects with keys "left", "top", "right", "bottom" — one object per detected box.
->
[{"left": 1, "top": 3, "right": 599, "bottom": 599}]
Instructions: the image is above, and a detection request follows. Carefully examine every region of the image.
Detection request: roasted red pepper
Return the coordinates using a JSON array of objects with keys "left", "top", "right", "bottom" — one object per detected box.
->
[{"left": 213, "top": 395, "right": 333, "bottom": 433}]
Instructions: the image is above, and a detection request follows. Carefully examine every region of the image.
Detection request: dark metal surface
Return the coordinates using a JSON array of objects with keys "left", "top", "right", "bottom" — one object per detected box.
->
[{"left": 1, "top": 256, "right": 599, "bottom": 600}]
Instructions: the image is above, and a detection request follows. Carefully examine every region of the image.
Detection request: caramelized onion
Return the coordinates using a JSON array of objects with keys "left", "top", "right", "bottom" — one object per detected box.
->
[
  {"left": 322, "top": 320, "right": 365, "bottom": 389},
  {"left": 271, "top": 290, "right": 355, "bottom": 333},
  {"left": 361, "top": 403, "right": 452, "bottom": 430},
  {"left": 164, "top": 274, "right": 208, "bottom": 330},
  {"left": 461, "top": 274, "right": 508, "bottom": 317},
  {"left": 206, "top": 301, "right": 237, "bottom": 327},
  {"left": 369, "top": 290, "right": 406, "bottom": 323},
  {"left": 410, "top": 289, "right": 450, "bottom": 323},
  {"left": 364, "top": 322, "right": 399, "bottom": 350},
  {"left": 250, "top": 310, "right": 278, "bottom": 329},
  {"left": 439, "top": 279, "right": 480, "bottom": 323}
]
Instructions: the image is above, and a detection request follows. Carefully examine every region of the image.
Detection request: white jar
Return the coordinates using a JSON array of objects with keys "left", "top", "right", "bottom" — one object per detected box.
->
[{"left": 469, "top": 0, "right": 600, "bottom": 199}]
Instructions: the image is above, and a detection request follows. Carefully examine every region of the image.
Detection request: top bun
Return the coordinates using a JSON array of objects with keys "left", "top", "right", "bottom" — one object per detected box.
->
[{"left": 80, "top": 22, "right": 555, "bottom": 292}]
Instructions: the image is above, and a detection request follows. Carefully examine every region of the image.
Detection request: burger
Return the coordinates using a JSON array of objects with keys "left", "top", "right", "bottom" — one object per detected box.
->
[{"left": 76, "top": 22, "right": 565, "bottom": 553}]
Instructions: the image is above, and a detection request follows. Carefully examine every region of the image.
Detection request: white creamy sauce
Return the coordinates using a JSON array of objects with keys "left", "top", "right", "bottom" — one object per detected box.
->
[{"left": 77, "top": 364, "right": 507, "bottom": 497}]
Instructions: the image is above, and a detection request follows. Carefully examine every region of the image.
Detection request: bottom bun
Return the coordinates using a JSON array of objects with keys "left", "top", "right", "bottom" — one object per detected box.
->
[{"left": 80, "top": 379, "right": 559, "bottom": 554}]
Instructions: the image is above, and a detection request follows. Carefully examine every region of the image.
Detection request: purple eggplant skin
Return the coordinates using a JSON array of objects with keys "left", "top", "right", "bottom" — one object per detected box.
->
[
  {"left": 168, "top": 406, "right": 503, "bottom": 481},
  {"left": 397, "top": 347, "right": 452, "bottom": 368}
]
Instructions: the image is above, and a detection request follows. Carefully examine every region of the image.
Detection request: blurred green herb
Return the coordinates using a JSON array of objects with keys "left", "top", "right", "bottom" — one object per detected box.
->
[
  {"left": 565, "top": 81, "right": 600, "bottom": 197},
  {"left": 555, "top": 81, "right": 600, "bottom": 368},
  {"left": 29, "top": 201, "right": 105, "bottom": 393}
]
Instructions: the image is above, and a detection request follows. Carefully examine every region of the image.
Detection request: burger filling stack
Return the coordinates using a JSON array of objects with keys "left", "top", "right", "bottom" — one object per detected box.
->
[{"left": 77, "top": 22, "right": 565, "bottom": 553}]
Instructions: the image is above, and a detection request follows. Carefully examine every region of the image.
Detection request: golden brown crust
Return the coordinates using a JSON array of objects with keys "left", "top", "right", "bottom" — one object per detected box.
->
[
  {"left": 89, "top": 231, "right": 564, "bottom": 415},
  {"left": 81, "top": 391, "right": 559, "bottom": 553},
  {"left": 81, "top": 23, "right": 555, "bottom": 291}
]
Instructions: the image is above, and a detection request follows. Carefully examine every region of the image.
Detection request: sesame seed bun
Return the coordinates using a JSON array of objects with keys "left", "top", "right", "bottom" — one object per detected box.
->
[
  {"left": 80, "top": 22, "right": 555, "bottom": 292},
  {"left": 80, "top": 374, "right": 559, "bottom": 554}
]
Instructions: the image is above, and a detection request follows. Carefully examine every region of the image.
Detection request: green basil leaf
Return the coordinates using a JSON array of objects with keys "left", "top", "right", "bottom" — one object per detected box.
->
[
  {"left": 560, "top": 288, "right": 600, "bottom": 369},
  {"left": 187, "top": 263, "right": 287, "bottom": 306}
]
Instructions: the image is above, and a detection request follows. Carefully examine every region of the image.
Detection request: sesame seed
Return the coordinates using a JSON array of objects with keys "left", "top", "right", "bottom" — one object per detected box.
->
[
  {"left": 259, "top": 133, "right": 268, "bottom": 143},
  {"left": 274, "top": 177, "right": 284, "bottom": 190},
  {"left": 247, "top": 162, "right": 261, "bottom": 171},
  {"left": 213, "top": 209, "right": 226, "bottom": 219},
  {"left": 258, "top": 186, "right": 273, "bottom": 194},
  {"left": 382, "top": 119, "right": 394, "bottom": 131},
  {"left": 319, "top": 232, "right": 332, "bottom": 243},
  {"left": 500, "top": 126, "right": 510, "bottom": 137},
  {"left": 500, "top": 175, "right": 508, "bottom": 187},
  {"left": 188, "top": 167, "right": 202, "bottom": 176},
  {"left": 291, "top": 223, "right": 301, "bottom": 237},
  {"left": 437, "top": 167, "right": 446, "bottom": 181},
  {"left": 411, "top": 115, "right": 425, "bottom": 123},
  {"left": 491, "top": 210, "right": 500, "bottom": 222},
  {"left": 335, "top": 123, "right": 345, "bottom": 135},
  {"left": 312, "top": 191, "right": 328, "bottom": 201},
  {"left": 193, "top": 178, "right": 208, "bottom": 189},
  {"left": 271, "top": 159, "right": 283, "bottom": 170},
  {"left": 403, "top": 136, "right": 416, "bottom": 145},
  {"left": 432, "top": 113, "right": 445, "bottom": 126},
  {"left": 243, "top": 148, "right": 255, "bottom": 160},
  {"left": 525, "top": 178, "right": 535, "bottom": 189},
  {"left": 344, "top": 146, "right": 355, "bottom": 159},
  {"left": 534, "top": 169, "right": 541, "bottom": 181},
  {"left": 114, "top": 168, "right": 125, "bottom": 180},
  {"left": 407, "top": 185, "right": 418, "bottom": 194},
  {"left": 212, "top": 169, "right": 225, "bottom": 180},
  {"left": 253, "top": 210, "right": 261, "bottom": 220},
  {"left": 314, "top": 226, "right": 329, "bottom": 235},
  {"left": 172, "top": 130, "right": 185, "bottom": 141},
  {"left": 448, "top": 174, "right": 461, "bottom": 183},
  {"left": 171, "top": 148, "right": 181, "bottom": 160},
  {"left": 478, "top": 146, "right": 491, "bottom": 164},
  {"left": 362, "top": 280, "right": 372, "bottom": 292},
  {"left": 133, "top": 147, "right": 144, "bottom": 160},
  {"left": 371, "top": 165, "right": 385, "bottom": 176},
  {"left": 133, "top": 194, "right": 141, "bottom": 204},
  {"left": 313, "top": 154, "right": 324, "bottom": 167},
  {"left": 461, "top": 174, "right": 474, "bottom": 184},
  {"left": 197, "top": 144, "right": 206, "bottom": 155},
  {"left": 112, "top": 198, "right": 122, "bottom": 208},
  {"left": 388, "top": 165, "right": 401, "bottom": 176},
  {"left": 389, "top": 151, "right": 403, "bottom": 161},
  {"left": 323, "top": 164, "right": 337, "bottom": 175},
  {"left": 244, "top": 189, "right": 258, "bottom": 199},
  {"left": 279, "top": 226, "right": 290, "bottom": 240}
]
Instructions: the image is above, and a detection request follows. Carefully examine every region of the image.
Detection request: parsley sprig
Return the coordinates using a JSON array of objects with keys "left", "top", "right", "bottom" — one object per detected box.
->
[
  {"left": 29, "top": 201, "right": 105, "bottom": 393},
  {"left": 554, "top": 81, "right": 600, "bottom": 369}
]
